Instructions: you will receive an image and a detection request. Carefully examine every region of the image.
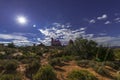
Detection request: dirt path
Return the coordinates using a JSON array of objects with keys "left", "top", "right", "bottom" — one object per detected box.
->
[
  {"left": 40, "top": 53, "right": 49, "bottom": 66},
  {"left": 54, "top": 61, "right": 115, "bottom": 80},
  {"left": 17, "top": 63, "right": 30, "bottom": 80}
]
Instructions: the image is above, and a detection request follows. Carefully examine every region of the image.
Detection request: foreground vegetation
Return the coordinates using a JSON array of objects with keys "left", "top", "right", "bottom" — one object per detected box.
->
[{"left": 0, "top": 38, "right": 120, "bottom": 80}]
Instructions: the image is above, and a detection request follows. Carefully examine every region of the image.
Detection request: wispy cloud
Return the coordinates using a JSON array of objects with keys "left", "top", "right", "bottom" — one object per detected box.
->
[
  {"left": 89, "top": 19, "right": 96, "bottom": 24},
  {"left": 104, "top": 21, "right": 111, "bottom": 24},
  {"left": 0, "top": 34, "right": 28, "bottom": 40},
  {"left": 88, "top": 13, "right": 120, "bottom": 25},
  {"left": 114, "top": 17, "right": 120, "bottom": 23},
  {"left": 114, "top": 17, "right": 120, "bottom": 21},
  {"left": 97, "top": 14, "right": 107, "bottom": 20},
  {"left": 88, "top": 14, "right": 108, "bottom": 24},
  {"left": 52, "top": 23, "right": 71, "bottom": 28},
  {"left": 92, "top": 36, "right": 120, "bottom": 46},
  {"left": 99, "top": 33, "right": 107, "bottom": 36},
  {"left": 0, "top": 33, "right": 35, "bottom": 46}
]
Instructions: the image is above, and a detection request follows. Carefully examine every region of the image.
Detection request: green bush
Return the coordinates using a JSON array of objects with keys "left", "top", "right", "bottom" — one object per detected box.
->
[
  {"left": 49, "top": 58, "right": 61, "bottom": 66},
  {"left": 33, "top": 65, "right": 57, "bottom": 80},
  {"left": 21, "top": 57, "right": 40, "bottom": 64},
  {"left": 60, "top": 56, "right": 73, "bottom": 62},
  {"left": 96, "top": 46, "right": 115, "bottom": 61},
  {"left": 4, "top": 60, "right": 18, "bottom": 73},
  {"left": 64, "top": 38, "right": 115, "bottom": 61},
  {"left": 50, "top": 52, "right": 67, "bottom": 58},
  {"left": 4, "top": 48, "right": 17, "bottom": 55},
  {"left": 0, "top": 74, "right": 22, "bottom": 80},
  {"left": 64, "top": 43, "right": 77, "bottom": 55},
  {"left": 105, "top": 61, "right": 119, "bottom": 70},
  {"left": 21, "top": 58, "right": 31, "bottom": 64},
  {"left": 67, "top": 70, "right": 98, "bottom": 80},
  {"left": 25, "top": 61, "right": 40, "bottom": 79},
  {"left": 114, "top": 49, "right": 120, "bottom": 60},
  {"left": 93, "top": 65, "right": 112, "bottom": 78},
  {"left": 0, "top": 65, "right": 4, "bottom": 73},
  {"left": 74, "top": 38, "right": 98, "bottom": 59},
  {"left": 7, "top": 43, "right": 15, "bottom": 48}
]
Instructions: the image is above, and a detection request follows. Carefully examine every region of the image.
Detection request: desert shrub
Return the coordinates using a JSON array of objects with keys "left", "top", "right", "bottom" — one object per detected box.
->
[
  {"left": 7, "top": 43, "right": 15, "bottom": 48},
  {"left": 74, "top": 38, "right": 98, "bottom": 59},
  {"left": 93, "top": 65, "right": 112, "bottom": 78},
  {"left": 77, "top": 60, "right": 101, "bottom": 68},
  {"left": 49, "top": 52, "right": 74, "bottom": 65},
  {"left": 60, "top": 56, "right": 73, "bottom": 62},
  {"left": 77, "top": 60, "right": 90, "bottom": 68},
  {"left": 115, "top": 71, "right": 120, "bottom": 80},
  {"left": 0, "top": 54, "right": 6, "bottom": 59},
  {"left": 0, "top": 74, "right": 22, "bottom": 80},
  {"left": 114, "top": 49, "right": 120, "bottom": 60},
  {"left": 89, "top": 60, "right": 101, "bottom": 67},
  {"left": 33, "top": 65, "right": 57, "bottom": 80},
  {"left": 96, "top": 46, "right": 115, "bottom": 61},
  {"left": 114, "top": 61, "right": 120, "bottom": 69},
  {"left": 25, "top": 61, "right": 40, "bottom": 79},
  {"left": 64, "top": 43, "right": 77, "bottom": 55},
  {"left": 20, "top": 57, "right": 40, "bottom": 64},
  {"left": 42, "top": 48, "right": 49, "bottom": 53},
  {"left": 4, "top": 60, "right": 18, "bottom": 73},
  {"left": 30, "top": 46, "right": 48, "bottom": 55},
  {"left": 64, "top": 38, "right": 98, "bottom": 59},
  {"left": 21, "top": 58, "right": 31, "bottom": 64},
  {"left": 0, "top": 65, "right": 4, "bottom": 73},
  {"left": 50, "top": 51, "right": 70, "bottom": 58},
  {"left": 14, "top": 55, "right": 25, "bottom": 61},
  {"left": 4, "top": 48, "right": 17, "bottom": 55},
  {"left": 64, "top": 38, "right": 115, "bottom": 61},
  {"left": 105, "top": 61, "right": 120, "bottom": 70},
  {"left": 67, "top": 70, "right": 98, "bottom": 80},
  {"left": 36, "top": 52, "right": 42, "bottom": 56},
  {"left": 49, "top": 58, "right": 61, "bottom": 66}
]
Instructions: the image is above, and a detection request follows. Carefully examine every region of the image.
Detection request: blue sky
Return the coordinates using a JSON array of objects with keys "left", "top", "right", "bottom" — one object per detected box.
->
[{"left": 0, "top": 0, "right": 120, "bottom": 46}]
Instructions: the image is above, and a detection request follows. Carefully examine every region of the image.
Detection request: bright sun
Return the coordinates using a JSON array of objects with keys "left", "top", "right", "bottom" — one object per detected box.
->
[{"left": 17, "top": 16, "right": 27, "bottom": 24}]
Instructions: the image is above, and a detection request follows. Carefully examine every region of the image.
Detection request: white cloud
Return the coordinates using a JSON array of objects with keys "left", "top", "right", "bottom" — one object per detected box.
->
[
  {"left": 11, "top": 32, "right": 37, "bottom": 37},
  {"left": 114, "top": 17, "right": 120, "bottom": 23},
  {"left": 114, "top": 17, "right": 120, "bottom": 21},
  {"left": 52, "top": 23, "right": 71, "bottom": 28},
  {"left": 97, "top": 14, "right": 107, "bottom": 20},
  {"left": 89, "top": 19, "right": 96, "bottom": 24},
  {"left": 92, "top": 36, "right": 120, "bottom": 46},
  {"left": 53, "top": 23, "right": 61, "bottom": 27},
  {"left": 38, "top": 23, "right": 89, "bottom": 45},
  {"left": 0, "top": 34, "right": 28, "bottom": 40},
  {"left": 83, "top": 34, "right": 94, "bottom": 39},
  {"left": 87, "top": 13, "right": 120, "bottom": 25},
  {"left": 0, "top": 33, "right": 35, "bottom": 46},
  {"left": 39, "top": 29, "right": 50, "bottom": 36},
  {"left": 104, "top": 21, "right": 111, "bottom": 24},
  {"left": 13, "top": 40, "right": 33, "bottom": 46},
  {"left": 33, "top": 24, "right": 36, "bottom": 27},
  {"left": 92, "top": 36, "right": 113, "bottom": 43},
  {"left": 0, "top": 41, "right": 10, "bottom": 44},
  {"left": 80, "top": 27, "right": 86, "bottom": 31},
  {"left": 99, "top": 33, "right": 107, "bottom": 36}
]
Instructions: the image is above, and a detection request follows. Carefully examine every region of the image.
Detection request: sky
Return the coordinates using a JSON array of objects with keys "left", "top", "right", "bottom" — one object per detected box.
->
[{"left": 0, "top": 0, "right": 120, "bottom": 46}]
